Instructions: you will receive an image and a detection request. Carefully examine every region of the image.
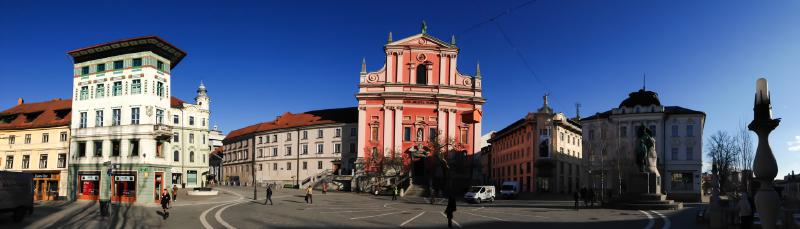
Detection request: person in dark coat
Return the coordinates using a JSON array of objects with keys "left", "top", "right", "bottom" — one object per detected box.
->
[
  {"left": 265, "top": 186, "right": 273, "bottom": 205},
  {"left": 444, "top": 195, "right": 457, "bottom": 228},
  {"left": 160, "top": 189, "right": 171, "bottom": 219},
  {"left": 573, "top": 191, "right": 580, "bottom": 211}
]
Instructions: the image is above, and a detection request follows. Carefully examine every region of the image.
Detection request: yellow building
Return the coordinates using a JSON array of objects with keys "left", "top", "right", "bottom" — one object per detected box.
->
[{"left": 0, "top": 98, "right": 71, "bottom": 201}]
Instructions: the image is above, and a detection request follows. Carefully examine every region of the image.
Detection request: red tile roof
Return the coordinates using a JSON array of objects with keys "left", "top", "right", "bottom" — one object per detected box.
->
[
  {"left": 171, "top": 96, "right": 186, "bottom": 108},
  {"left": 224, "top": 107, "right": 357, "bottom": 142},
  {"left": 0, "top": 99, "right": 72, "bottom": 130}
]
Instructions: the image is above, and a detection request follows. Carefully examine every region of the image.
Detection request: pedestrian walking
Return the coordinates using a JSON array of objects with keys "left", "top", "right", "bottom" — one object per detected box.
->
[
  {"left": 588, "top": 189, "right": 595, "bottom": 207},
  {"left": 172, "top": 184, "right": 178, "bottom": 202},
  {"left": 305, "top": 186, "right": 313, "bottom": 204},
  {"left": 580, "top": 188, "right": 587, "bottom": 207},
  {"left": 738, "top": 192, "right": 753, "bottom": 229},
  {"left": 160, "top": 189, "right": 171, "bottom": 219},
  {"left": 573, "top": 191, "right": 580, "bottom": 211},
  {"left": 265, "top": 185, "right": 273, "bottom": 205},
  {"left": 392, "top": 186, "right": 398, "bottom": 201},
  {"left": 444, "top": 195, "right": 457, "bottom": 228}
]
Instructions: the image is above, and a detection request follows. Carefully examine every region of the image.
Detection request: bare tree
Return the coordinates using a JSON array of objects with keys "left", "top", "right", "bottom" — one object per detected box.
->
[
  {"left": 735, "top": 122, "right": 755, "bottom": 192},
  {"left": 706, "top": 130, "right": 739, "bottom": 194}
]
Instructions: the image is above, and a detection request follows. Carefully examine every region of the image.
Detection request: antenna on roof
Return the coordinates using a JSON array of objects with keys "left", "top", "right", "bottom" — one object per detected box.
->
[
  {"left": 575, "top": 103, "right": 581, "bottom": 119},
  {"left": 642, "top": 73, "right": 647, "bottom": 90}
]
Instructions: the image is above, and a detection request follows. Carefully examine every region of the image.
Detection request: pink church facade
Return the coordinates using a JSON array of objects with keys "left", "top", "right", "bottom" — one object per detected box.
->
[{"left": 356, "top": 28, "right": 485, "bottom": 173}]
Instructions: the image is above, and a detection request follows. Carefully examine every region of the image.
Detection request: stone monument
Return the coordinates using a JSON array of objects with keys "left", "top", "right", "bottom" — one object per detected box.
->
[{"left": 614, "top": 126, "right": 681, "bottom": 210}]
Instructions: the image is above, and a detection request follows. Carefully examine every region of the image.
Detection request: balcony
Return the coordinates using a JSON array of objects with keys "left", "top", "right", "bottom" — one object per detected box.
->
[{"left": 154, "top": 124, "right": 173, "bottom": 140}]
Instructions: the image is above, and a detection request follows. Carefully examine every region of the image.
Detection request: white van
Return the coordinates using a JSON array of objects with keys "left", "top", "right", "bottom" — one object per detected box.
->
[
  {"left": 464, "top": 186, "right": 495, "bottom": 203},
  {"left": 500, "top": 181, "right": 520, "bottom": 199}
]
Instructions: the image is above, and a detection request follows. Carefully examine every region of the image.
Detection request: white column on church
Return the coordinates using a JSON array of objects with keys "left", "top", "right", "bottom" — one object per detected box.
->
[
  {"left": 383, "top": 107, "right": 393, "bottom": 155},
  {"left": 439, "top": 54, "right": 446, "bottom": 85},
  {"left": 396, "top": 52, "right": 404, "bottom": 84},
  {"left": 394, "top": 107, "right": 403, "bottom": 155},
  {"left": 437, "top": 108, "right": 446, "bottom": 142},
  {"left": 386, "top": 52, "right": 394, "bottom": 83},
  {"left": 449, "top": 55, "right": 457, "bottom": 86},
  {"left": 357, "top": 107, "right": 367, "bottom": 158}
]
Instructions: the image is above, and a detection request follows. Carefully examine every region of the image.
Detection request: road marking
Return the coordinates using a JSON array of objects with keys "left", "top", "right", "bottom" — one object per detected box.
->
[
  {"left": 400, "top": 211, "right": 426, "bottom": 227},
  {"left": 471, "top": 206, "right": 485, "bottom": 211},
  {"left": 463, "top": 211, "right": 507, "bottom": 221},
  {"left": 200, "top": 189, "right": 245, "bottom": 229},
  {"left": 651, "top": 210, "right": 671, "bottom": 229},
  {"left": 639, "top": 210, "right": 654, "bottom": 229},
  {"left": 215, "top": 201, "right": 243, "bottom": 229},
  {"left": 440, "top": 212, "right": 462, "bottom": 228},
  {"left": 350, "top": 211, "right": 408, "bottom": 220},
  {"left": 477, "top": 208, "right": 545, "bottom": 218},
  {"left": 321, "top": 209, "right": 397, "bottom": 214}
]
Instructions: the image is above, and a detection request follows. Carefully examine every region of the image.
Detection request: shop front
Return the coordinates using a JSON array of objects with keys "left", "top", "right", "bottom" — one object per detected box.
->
[
  {"left": 32, "top": 172, "right": 61, "bottom": 201},
  {"left": 111, "top": 171, "right": 137, "bottom": 203},
  {"left": 77, "top": 171, "right": 100, "bottom": 200}
]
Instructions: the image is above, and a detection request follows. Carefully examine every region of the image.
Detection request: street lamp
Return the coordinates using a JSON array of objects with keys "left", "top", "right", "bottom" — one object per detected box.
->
[{"left": 749, "top": 78, "right": 781, "bottom": 229}]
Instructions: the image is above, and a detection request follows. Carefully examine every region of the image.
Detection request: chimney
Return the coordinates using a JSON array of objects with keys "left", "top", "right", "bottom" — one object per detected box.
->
[{"left": 17, "top": 97, "right": 24, "bottom": 105}]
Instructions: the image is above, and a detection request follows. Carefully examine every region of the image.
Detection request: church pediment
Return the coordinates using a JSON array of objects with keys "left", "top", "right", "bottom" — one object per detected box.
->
[{"left": 388, "top": 34, "right": 456, "bottom": 49}]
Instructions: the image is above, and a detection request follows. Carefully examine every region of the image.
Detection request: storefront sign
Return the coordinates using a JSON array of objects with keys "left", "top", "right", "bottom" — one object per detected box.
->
[
  {"left": 170, "top": 168, "right": 181, "bottom": 173},
  {"left": 114, "top": 176, "right": 135, "bottom": 182},
  {"left": 33, "top": 173, "right": 52, "bottom": 179},
  {"left": 81, "top": 175, "right": 99, "bottom": 181}
]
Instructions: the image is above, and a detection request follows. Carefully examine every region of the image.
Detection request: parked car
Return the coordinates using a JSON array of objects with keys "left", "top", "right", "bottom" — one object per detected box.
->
[
  {"left": 0, "top": 171, "right": 34, "bottom": 222},
  {"left": 464, "top": 186, "right": 495, "bottom": 203},
  {"left": 500, "top": 181, "right": 520, "bottom": 199}
]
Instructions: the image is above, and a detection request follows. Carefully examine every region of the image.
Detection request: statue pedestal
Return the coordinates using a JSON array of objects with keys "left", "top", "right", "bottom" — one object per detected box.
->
[{"left": 614, "top": 172, "right": 681, "bottom": 210}]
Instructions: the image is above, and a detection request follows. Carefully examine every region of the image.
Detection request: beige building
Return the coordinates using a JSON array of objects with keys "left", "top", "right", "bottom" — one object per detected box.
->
[{"left": 0, "top": 98, "right": 72, "bottom": 201}]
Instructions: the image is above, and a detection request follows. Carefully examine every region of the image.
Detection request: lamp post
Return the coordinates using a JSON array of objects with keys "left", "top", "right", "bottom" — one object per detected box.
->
[{"left": 749, "top": 78, "right": 781, "bottom": 229}]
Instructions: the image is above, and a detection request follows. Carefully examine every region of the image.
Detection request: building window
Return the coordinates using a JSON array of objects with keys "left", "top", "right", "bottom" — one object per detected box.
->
[
  {"left": 286, "top": 133, "right": 292, "bottom": 141},
  {"left": 57, "top": 153, "right": 66, "bottom": 168},
  {"left": 39, "top": 154, "right": 48, "bottom": 169},
  {"left": 79, "top": 112, "right": 88, "bottom": 128},
  {"left": 131, "top": 107, "right": 140, "bottom": 125},
  {"left": 318, "top": 129, "right": 323, "bottom": 138},
  {"left": 24, "top": 134, "right": 31, "bottom": 144},
  {"left": 174, "top": 151, "right": 180, "bottom": 162},
  {"left": 258, "top": 163, "right": 263, "bottom": 171},
  {"left": 133, "top": 58, "right": 142, "bottom": 67},
  {"left": 671, "top": 147, "right": 679, "bottom": 160},
  {"left": 113, "top": 60, "right": 123, "bottom": 70},
  {"left": 371, "top": 126, "right": 379, "bottom": 141},
  {"left": 173, "top": 115, "right": 179, "bottom": 124},
  {"left": 273, "top": 163, "right": 277, "bottom": 170},
  {"left": 686, "top": 147, "right": 694, "bottom": 160},
  {"left": 429, "top": 128, "right": 437, "bottom": 142},
  {"left": 156, "top": 109, "right": 164, "bottom": 124},
  {"left": 96, "top": 84, "right": 105, "bottom": 98},
  {"left": 5, "top": 156, "right": 13, "bottom": 169},
  {"left": 81, "top": 66, "right": 89, "bottom": 75},
  {"left": 671, "top": 125, "right": 679, "bottom": 137},
  {"left": 189, "top": 133, "right": 194, "bottom": 144},
  {"left": 671, "top": 172, "right": 694, "bottom": 191},
  {"left": 460, "top": 128, "right": 469, "bottom": 144},
  {"left": 302, "top": 144, "right": 308, "bottom": 155},
  {"left": 7, "top": 135, "right": 13, "bottom": 144},
  {"left": 286, "top": 162, "right": 292, "bottom": 170},
  {"left": 156, "top": 82, "right": 164, "bottom": 97},
  {"left": 173, "top": 133, "right": 180, "bottom": 142},
  {"left": 404, "top": 127, "right": 411, "bottom": 141},
  {"left": 272, "top": 148, "right": 278, "bottom": 156},
  {"left": 649, "top": 125, "right": 657, "bottom": 136},
  {"left": 60, "top": 132, "right": 67, "bottom": 142},
  {"left": 349, "top": 143, "right": 355, "bottom": 154},
  {"left": 286, "top": 146, "right": 292, "bottom": 156},
  {"left": 316, "top": 144, "right": 324, "bottom": 154},
  {"left": 335, "top": 128, "right": 341, "bottom": 137},
  {"left": 112, "top": 140, "right": 120, "bottom": 156},
  {"left": 97, "top": 63, "right": 106, "bottom": 72},
  {"left": 112, "top": 109, "right": 121, "bottom": 126},
  {"left": 334, "top": 143, "right": 341, "bottom": 154},
  {"left": 416, "top": 64, "right": 427, "bottom": 84},
  {"left": 273, "top": 135, "right": 277, "bottom": 142},
  {"left": 303, "top": 161, "right": 307, "bottom": 170},
  {"left": 131, "top": 79, "right": 142, "bottom": 94},
  {"left": 189, "top": 116, "right": 194, "bottom": 126},
  {"left": 686, "top": 125, "right": 694, "bottom": 137},
  {"left": 130, "top": 139, "right": 139, "bottom": 156},
  {"left": 202, "top": 118, "right": 206, "bottom": 127},
  {"left": 42, "top": 133, "right": 49, "bottom": 143},
  {"left": 157, "top": 60, "right": 164, "bottom": 71},
  {"left": 202, "top": 134, "right": 206, "bottom": 144},
  {"left": 113, "top": 82, "right": 122, "bottom": 96},
  {"left": 80, "top": 86, "right": 89, "bottom": 100},
  {"left": 94, "top": 141, "right": 103, "bottom": 157},
  {"left": 92, "top": 110, "right": 103, "bottom": 127},
  {"left": 318, "top": 161, "right": 323, "bottom": 169},
  {"left": 620, "top": 126, "right": 627, "bottom": 138},
  {"left": 22, "top": 155, "right": 30, "bottom": 169},
  {"left": 190, "top": 151, "right": 195, "bottom": 163},
  {"left": 351, "top": 128, "right": 356, "bottom": 136},
  {"left": 302, "top": 131, "right": 308, "bottom": 140},
  {"left": 77, "top": 142, "right": 86, "bottom": 157}
]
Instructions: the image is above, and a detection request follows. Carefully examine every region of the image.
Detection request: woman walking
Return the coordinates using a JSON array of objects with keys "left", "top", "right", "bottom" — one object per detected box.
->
[
  {"left": 444, "top": 195, "right": 457, "bottom": 228},
  {"left": 160, "top": 189, "right": 171, "bottom": 219}
]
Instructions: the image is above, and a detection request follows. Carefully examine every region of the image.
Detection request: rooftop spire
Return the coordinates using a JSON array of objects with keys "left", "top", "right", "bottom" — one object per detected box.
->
[
  {"left": 643, "top": 73, "right": 647, "bottom": 90},
  {"left": 537, "top": 93, "right": 553, "bottom": 114},
  {"left": 451, "top": 34, "right": 456, "bottom": 45},
  {"left": 421, "top": 20, "right": 427, "bottom": 34},
  {"left": 475, "top": 61, "right": 481, "bottom": 78},
  {"left": 361, "top": 58, "right": 366, "bottom": 74},
  {"left": 388, "top": 32, "right": 393, "bottom": 43}
]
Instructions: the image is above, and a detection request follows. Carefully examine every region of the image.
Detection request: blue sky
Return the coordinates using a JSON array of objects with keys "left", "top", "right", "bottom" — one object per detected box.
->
[{"left": 1, "top": 0, "right": 799, "bottom": 176}]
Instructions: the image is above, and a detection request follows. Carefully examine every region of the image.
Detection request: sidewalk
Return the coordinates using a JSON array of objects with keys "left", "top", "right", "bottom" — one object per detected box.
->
[{"left": 20, "top": 200, "right": 164, "bottom": 229}]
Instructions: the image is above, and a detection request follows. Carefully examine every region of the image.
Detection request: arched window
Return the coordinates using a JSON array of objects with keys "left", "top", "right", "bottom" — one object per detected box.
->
[
  {"left": 416, "top": 64, "right": 427, "bottom": 85},
  {"left": 190, "top": 151, "right": 195, "bottom": 163},
  {"left": 173, "top": 151, "right": 180, "bottom": 162}
]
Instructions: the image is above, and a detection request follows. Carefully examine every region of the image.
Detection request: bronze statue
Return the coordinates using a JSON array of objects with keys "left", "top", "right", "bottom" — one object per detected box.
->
[{"left": 635, "top": 126, "right": 657, "bottom": 173}]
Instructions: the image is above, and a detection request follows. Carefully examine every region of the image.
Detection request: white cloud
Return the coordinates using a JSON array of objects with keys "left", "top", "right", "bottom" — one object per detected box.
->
[
  {"left": 788, "top": 136, "right": 800, "bottom": 152},
  {"left": 702, "top": 162, "right": 712, "bottom": 173}
]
